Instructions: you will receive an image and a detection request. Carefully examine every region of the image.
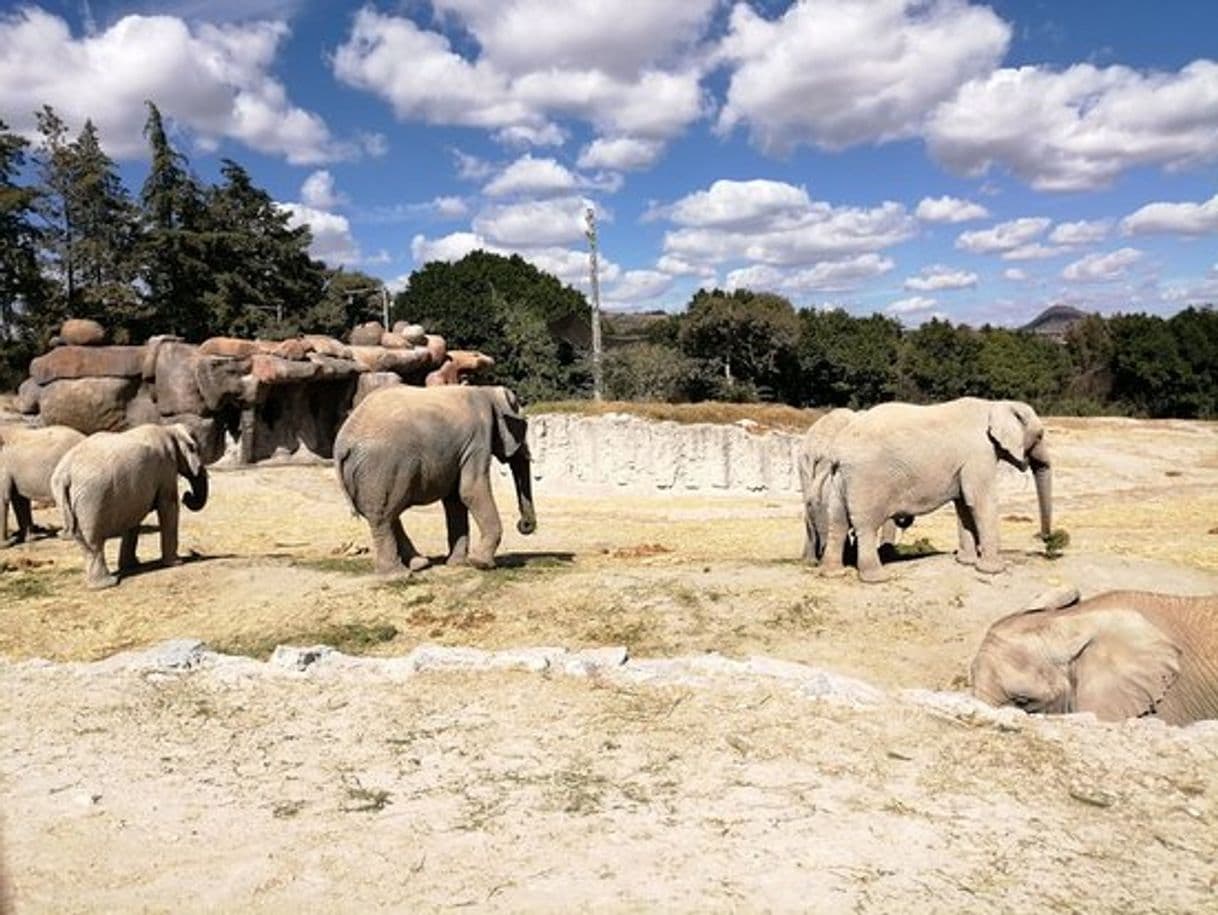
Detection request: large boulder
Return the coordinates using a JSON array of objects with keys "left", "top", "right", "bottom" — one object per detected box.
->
[
  {"left": 194, "top": 355, "right": 254, "bottom": 412},
  {"left": 349, "top": 322, "right": 385, "bottom": 346},
  {"left": 125, "top": 383, "right": 160, "bottom": 427},
  {"left": 250, "top": 354, "right": 322, "bottom": 385},
  {"left": 153, "top": 342, "right": 207, "bottom": 416},
  {"left": 29, "top": 345, "right": 146, "bottom": 384},
  {"left": 348, "top": 345, "right": 434, "bottom": 377},
  {"left": 38, "top": 377, "right": 140, "bottom": 434},
  {"left": 59, "top": 318, "right": 106, "bottom": 346},
  {"left": 426, "top": 350, "right": 495, "bottom": 386},
  {"left": 392, "top": 321, "right": 426, "bottom": 344},
  {"left": 14, "top": 378, "right": 41, "bottom": 415},
  {"left": 302, "top": 336, "right": 353, "bottom": 360},
  {"left": 199, "top": 337, "right": 261, "bottom": 359}
]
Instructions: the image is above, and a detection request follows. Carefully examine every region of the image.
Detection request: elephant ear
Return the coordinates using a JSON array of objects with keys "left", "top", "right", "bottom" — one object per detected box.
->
[
  {"left": 1070, "top": 610, "right": 1181, "bottom": 721},
  {"left": 491, "top": 387, "right": 527, "bottom": 460},
  {"left": 167, "top": 423, "right": 203, "bottom": 477},
  {"left": 1023, "top": 585, "right": 1080, "bottom": 612},
  {"left": 987, "top": 402, "right": 1026, "bottom": 462}
]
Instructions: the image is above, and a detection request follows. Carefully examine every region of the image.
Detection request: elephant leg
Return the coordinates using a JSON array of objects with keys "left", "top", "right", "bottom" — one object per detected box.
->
[
  {"left": 877, "top": 518, "right": 899, "bottom": 563},
  {"left": 953, "top": 498, "right": 979, "bottom": 566},
  {"left": 961, "top": 475, "right": 1004, "bottom": 574},
  {"left": 391, "top": 517, "right": 430, "bottom": 572},
  {"left": 0, "top": 477, "right": 15, "bottom": 546},
  {"left": 855, "top": 523, "right": 891, "bottom": 584},
  {"left": 462, "top": 473, "right": 502, "bottom": 570},
  {"left": 443, "top": 494, "right": 471, "bottom": 566},
  {"left": 157, "top": 494, "right": 180, "bottom": 567},
  {"left": 369, "top": 518, "right": 408, "bottom": 576},
  {"left": 801, "top": 503, "right": 819, "bottom": 563},
  {"left": 82, "top": 539, "right": 118, "bottom": 590},
  {"left": 118, "top": 528, "right": 140, "bottom": 571}
]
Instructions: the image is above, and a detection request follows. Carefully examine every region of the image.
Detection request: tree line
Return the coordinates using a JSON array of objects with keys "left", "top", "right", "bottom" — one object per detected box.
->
[{"left": 0, "top": 103, "right": 385, "bottom": 387}]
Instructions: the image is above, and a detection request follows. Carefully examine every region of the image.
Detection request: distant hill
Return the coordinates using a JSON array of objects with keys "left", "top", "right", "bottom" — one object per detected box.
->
[{"left": 1021, "top": 305, "right": 1091, "bottom": 340}]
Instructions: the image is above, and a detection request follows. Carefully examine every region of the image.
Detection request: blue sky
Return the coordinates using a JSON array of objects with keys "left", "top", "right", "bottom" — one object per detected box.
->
[{"left": 2, "top": 0, "right": 1216, "bottom": 324}]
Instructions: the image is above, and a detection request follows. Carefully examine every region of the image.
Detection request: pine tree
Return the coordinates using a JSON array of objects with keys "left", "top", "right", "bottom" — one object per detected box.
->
[
  {"left": 0, "top": 119, "right": 49, "bottom": 385},
  {"left": 33, "top": 106, "right": 75, "bottom": 324},
  {"left": 140, "top": 101, "right": 211, "bottom": 340}
]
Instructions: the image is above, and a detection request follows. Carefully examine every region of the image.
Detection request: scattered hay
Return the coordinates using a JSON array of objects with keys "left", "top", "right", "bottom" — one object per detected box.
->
[
  {"left": 610, "top": 543, "right": 673, "bottom": 559},
  {"left": 891, "top": 537, "right": 938, "bottom": 559},
  {"left": 1039, "top": 528, "right": 1071, "bottom": 560}
]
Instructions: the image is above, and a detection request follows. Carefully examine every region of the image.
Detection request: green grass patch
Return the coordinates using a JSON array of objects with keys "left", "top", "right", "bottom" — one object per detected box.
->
[
  {"left": 1039, "top": 528, "right": 1071, "bottom": 560},
  {"left": 890, "top": 537, "right": 938, "bottom": 558},
  {"left": 292, "top": 556, "right": 376, "bottom": 575},
  {"left": 212, "top": 620, "right": 399, "bottom": 660}
]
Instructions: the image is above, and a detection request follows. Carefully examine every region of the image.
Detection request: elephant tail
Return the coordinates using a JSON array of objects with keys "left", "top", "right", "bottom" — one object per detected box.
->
[
  {"left": 333, "top": 438, "right": 364, "bottom": 519},
  {"left": 52, "top": 468, "right": 78, "bottom": 538}
]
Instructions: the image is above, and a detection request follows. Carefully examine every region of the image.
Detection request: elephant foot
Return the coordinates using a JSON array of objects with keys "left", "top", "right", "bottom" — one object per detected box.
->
[
  {"left": 858, "top": 566, "right": 893, "bottom": 584},
  {"left": 445, "top": 553, "right": 468, "bottom": 567},
  {"left": 408, "top": 555, "right": 431, "bottom": 572},
  {"left": 468, "top": 555, "right": 496, "bottom": 571},
  {"left": 57, "top": 528, "right": 74, "bottom": 541},
  {"left": 976, "top": 557, "right": 1006, "bottom": 575},
  {"left": 0, "top": 536, "right": 17, "bottom": 550},
  {"left": 86, "top": 573, "right": 119, "bottom": 590},
  {"left": 818, "top": 564, "right": 850, "bottom": 579},
  {"left": 954, "top": 550, "right": 979, "bottom": 567},
  {"left": 160, "top": 557, "right": 182, "bottom": 569}
]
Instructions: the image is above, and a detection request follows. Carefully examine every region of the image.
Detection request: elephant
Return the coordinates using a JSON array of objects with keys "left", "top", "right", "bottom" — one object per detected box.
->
[
  {"left": 820, "top": 397, "right": 1052, "bottom": 583},
  {"left": 971, "top": 588, "right": 1218, "bottom": 725},
  {"left": 50, "top": 423, "right": 209, "bottom": 589},
  {"left": 334, "top": 385, "right": 536, "bottom": 575},
  {"left": 0, "top": 425, "right": 86, "bottom": 546},
  {"left": 797, "top": 408, "right": 910, "bottom": 565}
]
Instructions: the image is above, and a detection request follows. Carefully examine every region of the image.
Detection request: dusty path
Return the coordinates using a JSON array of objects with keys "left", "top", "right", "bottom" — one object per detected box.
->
[{"left": 2, "top": 415, "right": 1217, "bottom": 911}]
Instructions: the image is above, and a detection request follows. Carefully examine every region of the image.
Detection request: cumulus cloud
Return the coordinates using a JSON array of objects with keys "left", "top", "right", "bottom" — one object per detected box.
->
[
  {"left": 1049, "top": 220, "right": 1111, "bottom": 245},
  {"left": 657, "top": 179, "right": 915, "bottom": 269},
  {"left": 1121, "top": 193, "right": 1218, "bottom": 236},
  {"left": 472, "top": 197, "right": 591, "bottom": 247},
  {"left": 915, "top": 196, "right": 989, "bottom": 223},
  {"left": 927, "top": 60, "right": 1218, "bottom": 191},
  {"left": 0, "top": 8, "right": 357, "bottom": 164},
  {"left": 727, "top": 253, "right": 895, "bottom": 294},
  {"left": 1002, "top": 243, "right": 1069, "bottom": 261},
  {"left": 604, "top": 269, "right": 674, "bottom": 304},
  {"left": 483, "top": 154, "right": 580, "bottom": 197},
  {"left": 1061, "top": 247, "right": 1144, "bottom": 283},
  {"left": 903, "top": 265, "right": 978, "bottom": 291},
  {"left": 333, "top": 4, "right": 713, "bottom": 157},
  {"left": 300, "top": 170, "right": 344, "bottom": 209},
  {"left": 280, "top": 203, "right": 360, "bottom": 266},
  {"left": 955, "top": 217, "right": 1051, "bottom": 254},
  {"left": 716, "top": 0, "right": 1009, "bottom": 153},
  {"left": 577, "top": 137, "right": 664, "bottom": 171},
  {"left": 886, "top": 295, "right": 938, "bottom": 315},
  {"left": 1003, "top": 268, "right": 1028, "bottom": 281}
]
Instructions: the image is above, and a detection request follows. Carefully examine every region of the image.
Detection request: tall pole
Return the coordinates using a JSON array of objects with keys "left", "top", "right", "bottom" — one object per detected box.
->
[
  {"left": 584, "top": 205, "right": 604, "bottom": 402},
  {"left": 382, "top": 286, "right": 390, "bottom": 329}
]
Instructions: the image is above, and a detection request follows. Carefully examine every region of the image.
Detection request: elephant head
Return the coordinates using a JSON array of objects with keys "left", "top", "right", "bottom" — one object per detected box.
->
[
  {"left": 971, "top": 588, "right": 1181, "bottom": 720},
  {"left": 165, "top": 424, "right": 209, "bottom": 512},
  {"left": 489, "top": 387, "right": 536, "bottom": 536},
  {"left": 987, "top": 400, "right": 1052, "bottom": 539}
]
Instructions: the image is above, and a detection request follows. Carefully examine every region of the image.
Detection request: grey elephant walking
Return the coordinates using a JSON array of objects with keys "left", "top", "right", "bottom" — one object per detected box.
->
[
  {"left": 821, "top": 397, "right": 1052, "bottom": 582},
  {"left": 334, "top": 385, "right": 536, "bottom": 575},
  {"left": 972, "top": 588, "right": 1218, "bottom": 725},
  {"left": 0, "top": 424, "right": 86, "bottom": 545},
  {"left": 51, "top": 423, "right": 209, "bottom": 589}
]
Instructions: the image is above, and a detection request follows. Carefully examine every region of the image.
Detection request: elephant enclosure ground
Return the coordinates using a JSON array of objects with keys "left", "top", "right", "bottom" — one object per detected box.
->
[{"left": 3, "top": 415, "right": 1218, "bottom": 911}]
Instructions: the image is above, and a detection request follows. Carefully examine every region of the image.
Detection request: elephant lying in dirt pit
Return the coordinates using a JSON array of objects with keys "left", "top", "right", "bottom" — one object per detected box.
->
[
  {"left": 821, "top": 397, "right": 1052, "bottom": 583},
  {"left": 51, "top": 424, "right": 208, "bottom": 589},
  {"left": 1, "top": 425, "right": 85, "bottom": 545},
  {"left": 971, "top": 588, "right": 1218, "bottom": 725},
  {"left": 334, "top": 385, "right": 536, "bottom": 575}
]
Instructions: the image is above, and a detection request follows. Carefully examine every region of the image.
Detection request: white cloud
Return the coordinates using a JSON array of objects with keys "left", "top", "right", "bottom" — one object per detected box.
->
[
  {"left": 716, "top": 0, "right": 1009, "bottom": 153},
  {"left": 452, "top": 149, "right": 495, "bottom": 181},
  {"left": 333, "top": 5, "right": 713, "bottom": 158},
  {"left": 903, "top": 265, "right": 978, "bottom": 291},
  {"left": 410, "top": 231, "right": 486, "bottom": 265},
  {"left": 1048, "top": 220, "right": 1111, "bottom": 245},
  {"left": 604, "top": 269, "right": 674, "bottom": 303},
  {"left": 655, "top": 254, "right": 716, "bottom": 278},
  {"left": 1121, "top": 193, "right": 1218, "bottom": 236},
  {"left": 0, "top": 8, "right": 354, "bottom": 164},
  {"left": 915, "top": 195, "right": 989, "bottom": 223},
  {"left": 1062, "top": 247, "right": 1144, "bottom": 283},
  {"left": 483, "top": 154, "right": 579, "bottom": 197},
  {"left": 472, "top": 197, "right": 591, "bottom": 247},
  {"left": 1002, "top": 243, "right": 1069, "bottom": 261},
  {"left": 927, "top": 60, "right": 1218, "bottom": 191},
  {"left": 727, "top": 253, "right": 895, "bottom": 294},
  {"left": 956, "top": 217, "right": 1051, "bottom": 254},
  {"left": 663, "top": 179, "right": 813, "bottom": 230},
  {"left": 300, "top": 170, "right": 344, "bottom": 209},
  {"left": 280, "top": 203, "right": 360, "bottom": 266},
  {"left": 1003, "top": 268, "right": 1028, "bottom": 282},
  {"left": 577, "top": 136, "right": 664, "bottom": 171},
  {"left": 432, "top": 196, "right": 470, "bottom": 219},
  {"left": 886, "top": 295, "right": 938, "bottom": 315}
]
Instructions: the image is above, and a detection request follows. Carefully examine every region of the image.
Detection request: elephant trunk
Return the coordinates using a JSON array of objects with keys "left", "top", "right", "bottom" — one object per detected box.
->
[
  {"left": 1029, "top": 441, "right": 1052, "bottom": 539},
  {"left": 509, "top": 448, "right": 536, "bottom": 535},
  {"left": 182, "top": 466, "right": 209, "bottom": 512}
]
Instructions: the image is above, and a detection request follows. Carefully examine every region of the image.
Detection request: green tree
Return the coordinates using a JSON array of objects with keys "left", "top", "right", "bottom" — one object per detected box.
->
[
  {"left": 677, "top": 288, "right": 800, "bottom": 399},
  {"left": 0, "top": 120, "right": 49, "bottom": 385},
  {"left": 1168, "top": 306, "right": 1218, "bottom": 418},
  {"left": 301, "top": 268, "right": 388, "bottom": 338},
  {"left": 140, "top": 101, "right": 211, "bottom": 340},
  {"left": 796, "top": 308, "right": 901, "bottom": 407},
  {"left": 897, "top": 318, "right": 985, "bottom": 401},
  {"left": 200, "top": 159, "right": 325, "bottom": 338},
  {"left": 975, "top": 328, "right": 1071, "bottom": 409},
  {"left": 603, "top": 342, "right": 706, "bottom": 402},
  {"left": 394, "top": 250, "right": 590, "bottom": 400}
]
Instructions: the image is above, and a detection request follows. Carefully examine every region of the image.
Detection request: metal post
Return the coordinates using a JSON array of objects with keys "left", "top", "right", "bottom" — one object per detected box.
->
[
  {"left": 584, "top": 206, "right": 604, "bottom": 402},
  {"left": 382, "top": 287, "right": 390, "bottom": 330}
]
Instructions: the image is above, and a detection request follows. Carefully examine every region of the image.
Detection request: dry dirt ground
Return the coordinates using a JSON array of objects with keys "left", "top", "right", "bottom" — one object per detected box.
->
[{"left": 2, "top": 415, "right": 1218, "bottom": 912}]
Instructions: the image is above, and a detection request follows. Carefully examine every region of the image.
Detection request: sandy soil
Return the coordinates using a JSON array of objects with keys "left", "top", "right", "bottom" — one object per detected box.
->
[{"left": 2, "top": 415, "right": 1217, "bottom": 912}]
